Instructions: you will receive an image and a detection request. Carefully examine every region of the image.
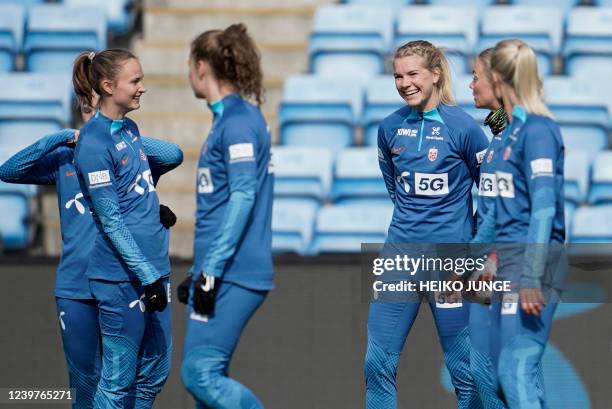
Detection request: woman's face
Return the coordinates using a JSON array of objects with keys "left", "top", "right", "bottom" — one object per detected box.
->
[
  {"left": 393, "top": 54, "right": 440, "bottom": 112},
  {"left": 470, "top": 58, "right": 498, "bottom": 110},
  {"left": 101, "top": 58, "right": 146, "bottom": 113},
  {"left": 81, "top": 92, "right": 100, "bottom": 123}
]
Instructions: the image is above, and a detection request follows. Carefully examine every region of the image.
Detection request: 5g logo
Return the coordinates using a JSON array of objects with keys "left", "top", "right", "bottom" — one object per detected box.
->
[
  {"left": 198, "top": 167, "right": 214, "bottom": 194},
  {"left": 129, "top": 169, "right": 156, "bottom": 196},
  {"left": 415, "top": 172, "right": 449, "bottom": 195}
]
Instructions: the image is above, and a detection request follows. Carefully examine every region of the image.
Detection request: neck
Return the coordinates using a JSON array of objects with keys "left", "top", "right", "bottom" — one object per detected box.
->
[
  {"left": 207, "top": 82, "right": 236, "bottom": 105},
  {"left": 99, "top": 100, "right": 127, "bottom": 120},
  {"left": 418, "top": 94, "right": 440, "bottom": 113}
]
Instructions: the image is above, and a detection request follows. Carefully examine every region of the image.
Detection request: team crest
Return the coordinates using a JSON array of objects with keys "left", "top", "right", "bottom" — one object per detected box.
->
[
  {"left": 487, "top": 150, "right": 494, "bottom": 163},
  {"left": 428, "top": 147, "right": 438, "bottom": 162},
  {"left": 139, "top": 149, "right": 146, "bottom": 161},
  {"left": 503, "top": 146, "right": 512, "bottom": 161}
]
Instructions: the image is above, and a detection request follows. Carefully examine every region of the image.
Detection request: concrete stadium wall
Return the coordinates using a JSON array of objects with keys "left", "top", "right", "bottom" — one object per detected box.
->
[{"left": 0, "top": 256, "right": 610, "bottom": 408}]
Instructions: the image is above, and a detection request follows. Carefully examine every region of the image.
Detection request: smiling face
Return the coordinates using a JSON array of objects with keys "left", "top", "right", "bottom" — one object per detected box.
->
[
  {"left": 393, "top": 54, "right": 440, "bottom": 112},
  {"left": 100, "top": 58, "right": 146, "bottom": 114},
  {"left": 470, "top": 58, "right": 499, "bottom": 110}
]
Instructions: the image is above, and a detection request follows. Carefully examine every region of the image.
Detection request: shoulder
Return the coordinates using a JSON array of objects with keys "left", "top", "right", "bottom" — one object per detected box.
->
[
  {"left": 522, "top": 114, "right": 562, "bottom": 145},
  {"left": 76, "top": 118, "right": 111, "bottom": 157},
  {"left": 124, "top": 117, "right": 140, "bottom": 135},
  {"left": 439, "top": 104, "right": 479, "bottom": 130},
  {"left": 381, "top": 105, "right": 411, "bottom": 128}
]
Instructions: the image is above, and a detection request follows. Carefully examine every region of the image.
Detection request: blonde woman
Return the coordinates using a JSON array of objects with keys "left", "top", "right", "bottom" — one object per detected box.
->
[
  {"left": 366, "top": 40, "right": 489, "bottom": 408},
  {"left": 488, "top": 39, "right": 566, "bottom": 409}
]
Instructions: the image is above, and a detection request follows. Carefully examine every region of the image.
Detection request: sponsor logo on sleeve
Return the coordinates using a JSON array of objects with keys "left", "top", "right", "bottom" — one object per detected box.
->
[
  {"left": 87, "top": 170, "right": 111, "bottom": 189},
  {"left": 476, "top": 148, "right": 487, "bottom": 164},
  {"left": 228, "top": 143, "right": 255, "bottom": 163},
  {"left": 478, "top": 173, "right": 498, "bottom": 197},
  {"left": 198, "top": 167, "right": 214, "bottom": 194},
  {"left": 496, "top": 171, "right": 515, "bottom": 198},
  {"left": 414, "top": 172, "right": 449, "bottom": 195},
  {"left": 530, "top": 158, "right": 553, "bottom": 178}
]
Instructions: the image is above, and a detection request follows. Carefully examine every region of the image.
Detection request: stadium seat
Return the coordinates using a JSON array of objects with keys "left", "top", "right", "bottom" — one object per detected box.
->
[
  {"left": 426, "top": 0, "right": 495, "bottom": 6},
  {"left": 272, "top": 146, "right": 333, "bottom": 201},
  {"left": 564, "top": 151, "right": 590, "bottom": 206},
  {"left": 272, "top": 198, "right": 319, "bottom": 255},
  {"left": 331, "top": 147, "right": 388, "bottom": 203},
  {"left": 395, "top": 6, "right": 478, "bottom": 75},
  {"left": 278, "top": 75, "right": 363, "bottom": 152},
  {"left": 309, "top": 5, "right": 394, "bottom": 79},
  {"left": 0, "top": 5, "right": 24, "bottom": 72},
  {"left": 0, "top": 193, "right": 30, "bottom": 251},
  {"left": 65, "top": 0, "right": 134, "bottom": 34},
  {"left": 342, "top": 0, "right": 408, "bottom": 10},
  {"left": 565, "top": 202, "right": 575, "bottom": 240},
  {"left": 0, "top": 73, "right": 72, "bottom": 146},
  {"left": 511, "top": 0, "right": 579, "bottom": 16},
  {"left": 563, "top": 7, "right": 612, "bottom": 78},
  {"left": 588, "top": 151, "right": 612, "bottom": 205},
  {"left": 543, "top": 76, "right": 609, "bottom": 156},
  {"left": 363, "top": 76, "right": 404, "bottom": 146},
  {"left": 310, "top": 202, "right": 393, "bottom": 253},
  {"left": 24, "top": 5, "right": 107, "bottom": 73},
  {"left": 0, "top": 0, "right": 43, "bottom": 4},
  {"left": 570, "top": 205, "right": 612, "bottom": 243},
  {"left": 478, "top": 6, "right": 563, "bottom": 76}
]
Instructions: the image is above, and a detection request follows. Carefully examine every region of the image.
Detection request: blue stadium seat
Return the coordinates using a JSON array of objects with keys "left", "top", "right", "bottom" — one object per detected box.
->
[
  {"left": 544, "top": 76, "right": 609, "bottom": 156},
  {"left": 331, "top": 147, "right": 388, "bottom": 203},
  {"left": 272, "top": 198, "right": 319, "bottom": 255},
  {"left": 0, "top": 73, "right": 72, "bottom": 146},
  {"left": 363, "top": 75, "right": 404, "bottom": 146},
  {"left": 343, "top": 0, "right": 408, "bottom": 10},
  {"left": 564, "top": 202, "right": 575, "bottom": 240},
  {"left": 478, "top": 6, "right": 563, "bottom": 75},
  {"left": 24, "top": 5, "right": 107, "bottom": 73},
  {"left": 309, "top": 5, "right": 393, "bottom": 79},
  {"left": 0, "top": 5, "right": 24, "bottom": 72},
  {"left": 272, "top": 146, "right": 333, "bottom": 201},
  {"left": 310, "top": 202, "right": 393, "bottom": 253},
  {"left": 511, "top": 0, "right": 579, "bottom": 16},
  {"left": 65, "top": 0, "right": 134, "bottom": 34},
  {"left": 395, "top": 6, "right": 478, "bottom": 75},
  {"left": 279, "top": 75, "right": 363, "bottom": 151},
  {"left": 588, "top": 151, "right": 612, "bottom": 205},
  {"left": 0, "top": 0, "right": 43, "bottom": 4},
  {"left": 426, "top": 0, "right": 494, "bottom": 6},
  {"left": 564, "top": 7, "right": 612, "bottom": 78},
  {"left": 564, "top": 151, "right": 590, "bottom": 206},
  {"left": 0, "top": 191, "right": 30, "bottom": 251},
  {"left": 570, "top": 205, "right": 612, "bottom": 243}
]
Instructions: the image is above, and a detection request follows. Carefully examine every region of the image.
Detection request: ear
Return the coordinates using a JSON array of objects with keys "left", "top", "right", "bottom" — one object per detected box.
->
[
  {"left": 196, "top": 60, "right": 208, "bottom": 80},
  {"left": 99, "top": 78, "right": 114, "bottom": 96},
  {"left": 431, "top": 67, "right": 441, "bottom": 86}
]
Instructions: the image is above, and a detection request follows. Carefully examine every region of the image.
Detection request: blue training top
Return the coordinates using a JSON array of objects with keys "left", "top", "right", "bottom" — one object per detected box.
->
[
  {"left": 74, "top": 111, "right": 182, "bottom": 285},
  {"left": 193, "top": 93, "right": 274, "bottom": 290},
  {"left": 0, "top": 129, "right": 183, "bottom": 297},
  {"left": 377, "top": 103, "right": 489, "bottom": 243}
]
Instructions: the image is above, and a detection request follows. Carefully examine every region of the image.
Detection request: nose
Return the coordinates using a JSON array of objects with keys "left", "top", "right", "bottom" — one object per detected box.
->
[{"left": 469, "top": 81, "right": 474, "bottom": 90}]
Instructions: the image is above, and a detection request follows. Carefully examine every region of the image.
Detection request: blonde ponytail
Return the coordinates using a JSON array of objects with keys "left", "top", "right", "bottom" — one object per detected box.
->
[{"left": 490, "top": 39, "right": 553, "bottom": 118}]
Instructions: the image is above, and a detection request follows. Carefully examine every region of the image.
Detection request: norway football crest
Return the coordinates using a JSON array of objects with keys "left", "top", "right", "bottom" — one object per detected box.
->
[
  {"left": 428, "top": 147, "right": 438, "bottom": 162},
  {"left": 503, "top": 146, "right": 512, "bottom": 161},
  {"left": 487, "top": 150, "right": 494, "bottom": 163},
  {"left": 140, "top": 149, "right": 146, "bottom": 161}
]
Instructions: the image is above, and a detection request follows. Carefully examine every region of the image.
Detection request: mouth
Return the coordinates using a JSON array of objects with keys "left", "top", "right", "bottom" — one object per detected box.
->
[{"left": 403, "top": 89, "right": 419, "bottom": 98}]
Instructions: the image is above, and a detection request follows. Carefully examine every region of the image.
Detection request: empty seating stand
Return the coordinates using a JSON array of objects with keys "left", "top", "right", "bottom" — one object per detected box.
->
[
  {"left": 588, "top": 151, "right": 612, "bottom": 205},
  {"left": 564, "top": 7, "right": 612, "bottom": 78},
  {"left": 279, "top": 75, "right": 363, "bottom": 152},
  {"left": 24, "top": 4, "right": 107, "bottom": 72},
  {"left": 65, "top": 0, "right": 134, "bottom": 35},
  {"left": 0, "top": 4, "right": 24, "bottom": 72},
  {"left": 272, "top": 198, "right": 318, "bottom": 255},
  {"left": 478, "top": 6, "right": 563, "bottom": 75},
  {"left": 331, "top": 147, "right": 388, "bottom": 203},
  {"left": 309, "top": 4, "right": 394, "bottom": 79},
  {"left": 363, "top": 75, "right": 405, "bottom": 146},
  {"left": 570, "top": 205, "right": 612, "bottom": 243}
]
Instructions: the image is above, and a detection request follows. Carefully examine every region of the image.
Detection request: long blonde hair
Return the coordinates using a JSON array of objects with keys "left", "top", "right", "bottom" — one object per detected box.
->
[
  {"left": 394, "top": 40, "right": 455, "bottom": 106},
  {"left": 490, "top": 39, "right": 553, "bottom": 118}
]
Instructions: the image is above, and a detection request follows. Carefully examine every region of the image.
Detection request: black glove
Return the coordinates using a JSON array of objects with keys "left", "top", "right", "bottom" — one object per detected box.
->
[
  {"left": 177, "top": 275, "right": 192, "bottom": 305},
  {"left": 143, "top": 278, "right": 168, "bottom": 312},
  {"left": 193, "top": 273, "right": 218, "bottom": 317},
  {"left": 159, "top": 204, "right": 177, "bottom": 229}
]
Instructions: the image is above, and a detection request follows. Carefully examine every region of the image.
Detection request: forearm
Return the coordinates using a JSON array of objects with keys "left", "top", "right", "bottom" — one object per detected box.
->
[
  {"left": 93, "top": 197, "right": 161, "bottom": 285},
  {"left": 0, "top": 129, "right": 73, "bottom": 183},
  {"left": 200, "top": 175, "right": 256, "bottom": 277},
  {"left": 141, "top": 137, "right": 184, "bottom": 184}
]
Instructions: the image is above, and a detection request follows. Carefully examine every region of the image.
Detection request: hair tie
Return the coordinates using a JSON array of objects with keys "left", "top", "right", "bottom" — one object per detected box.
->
[{"left": 88, "top": 51, "right": 95, "bottom": 62}]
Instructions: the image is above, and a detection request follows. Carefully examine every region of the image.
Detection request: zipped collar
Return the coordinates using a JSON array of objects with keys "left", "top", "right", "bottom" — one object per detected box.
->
[
  {"left": 404, "top": 106, "right": 445, "bottom": 125},
  {"left": 207, "top": 93, "right": 241, "bottom": 118},
  {"left": 94, "top": 110, "right": 127, "bottom": 136}
]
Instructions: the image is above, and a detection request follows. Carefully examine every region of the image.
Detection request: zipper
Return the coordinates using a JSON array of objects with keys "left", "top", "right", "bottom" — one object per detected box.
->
[
  {"left": 417, "top": 112, "right": 425, "bottom": 151},
  {"left": 120, "top": 132, "right": 136, "bottom": 155}
]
